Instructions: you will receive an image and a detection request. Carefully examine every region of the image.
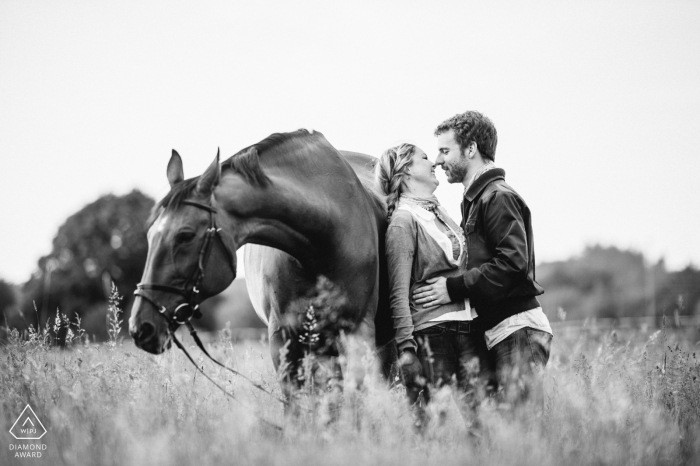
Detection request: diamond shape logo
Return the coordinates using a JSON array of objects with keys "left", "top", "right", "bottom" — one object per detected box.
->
[{"left": 9, "top": 405, "right": 47, "bottom": 440}]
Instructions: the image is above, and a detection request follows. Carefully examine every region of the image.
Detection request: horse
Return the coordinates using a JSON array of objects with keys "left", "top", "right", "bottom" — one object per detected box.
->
[{"left": 128, "top": 129, "right": 397, "bottom": 396}]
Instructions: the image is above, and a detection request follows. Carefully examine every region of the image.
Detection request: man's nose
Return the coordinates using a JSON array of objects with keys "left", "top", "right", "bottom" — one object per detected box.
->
[{"left": 435, "top": 154, "right": 444, "bottom": 165}]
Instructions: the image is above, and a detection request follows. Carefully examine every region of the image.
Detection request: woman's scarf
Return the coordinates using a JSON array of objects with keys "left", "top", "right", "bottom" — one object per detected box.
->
[{"left": 398, "top": 194, "right": 465, "bottom": 262}]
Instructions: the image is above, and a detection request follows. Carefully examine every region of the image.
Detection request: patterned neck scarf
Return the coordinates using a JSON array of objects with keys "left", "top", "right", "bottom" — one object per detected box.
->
[
  {"left": 400, "top": 193, "right": 440, "bottom": 210},
  {"left": 400, "top": 194, "right": 465, "bottom": 261}
]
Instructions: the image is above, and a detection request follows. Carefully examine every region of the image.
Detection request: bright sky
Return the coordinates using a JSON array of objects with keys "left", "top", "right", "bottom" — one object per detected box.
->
[{"left": 1, "top": 0, "right": 699, "bottom": 284}]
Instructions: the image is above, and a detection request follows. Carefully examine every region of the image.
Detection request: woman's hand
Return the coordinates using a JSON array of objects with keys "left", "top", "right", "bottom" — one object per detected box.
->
[
  {"left": 399, "top": 348, "right": 423, "bottom": 385},
  {"left": 413, "top": 276, "right": 450, "bottom": 308}
]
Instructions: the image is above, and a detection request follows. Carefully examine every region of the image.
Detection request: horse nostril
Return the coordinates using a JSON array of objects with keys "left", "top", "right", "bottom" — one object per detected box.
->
[{"left": 138, "top": 322, "right": 156, "bottom": 341}]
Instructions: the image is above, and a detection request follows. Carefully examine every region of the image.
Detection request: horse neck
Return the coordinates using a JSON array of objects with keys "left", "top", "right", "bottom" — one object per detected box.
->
[{"left": 216, "top": 139, "right": 376, "bottom": 276}]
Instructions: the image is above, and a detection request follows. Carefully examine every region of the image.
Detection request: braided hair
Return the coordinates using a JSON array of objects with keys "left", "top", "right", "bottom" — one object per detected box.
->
[{"left": 375, "top": 143, "right": 416, "bottom": 220}]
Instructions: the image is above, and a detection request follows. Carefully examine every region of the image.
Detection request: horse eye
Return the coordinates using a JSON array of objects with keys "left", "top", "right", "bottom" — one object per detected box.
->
[{"left": 175, "top": 231, "right": 196, "bottom": 244}]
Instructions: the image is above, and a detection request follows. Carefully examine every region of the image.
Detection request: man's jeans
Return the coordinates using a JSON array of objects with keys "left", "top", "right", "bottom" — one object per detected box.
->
[
  {"left": 491, "top": 327, "right": 552, "bottom": 409},
  {"left": 406, "top": 320, "right": 495, "bottom": 427}
]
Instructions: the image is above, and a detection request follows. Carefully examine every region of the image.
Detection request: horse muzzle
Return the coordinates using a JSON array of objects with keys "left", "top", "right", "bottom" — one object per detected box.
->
[
  {"left": 129, "top": 298, "right": 173, "bottom": 354},
  {"left": 130, "top": 322, "right": 172, "bottom": 354}
]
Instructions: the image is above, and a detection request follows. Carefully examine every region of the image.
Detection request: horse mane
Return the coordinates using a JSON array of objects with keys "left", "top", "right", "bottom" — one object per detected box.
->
[
  {"left": 223, "top": 129, "right": 319, "bottom": 187},
  {"left": 147, "top": 130, "right": 387, "bottom": 226},
  {"left": 146, "top": 130, "right": 318, "bottom": 226},
  {"left": 147, "top": 177, "right": 200, "bottom": 226}
]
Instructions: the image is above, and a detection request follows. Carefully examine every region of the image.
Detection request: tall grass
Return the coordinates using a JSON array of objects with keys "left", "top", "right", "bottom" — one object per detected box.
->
[{"left": 1, "top": 312, "right": 699, "bottom": 465}]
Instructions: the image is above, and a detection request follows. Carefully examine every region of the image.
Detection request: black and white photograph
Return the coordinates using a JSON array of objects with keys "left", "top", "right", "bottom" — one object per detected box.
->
[{"left": 1, "top": 1, "right": 699, "bottom": 465}]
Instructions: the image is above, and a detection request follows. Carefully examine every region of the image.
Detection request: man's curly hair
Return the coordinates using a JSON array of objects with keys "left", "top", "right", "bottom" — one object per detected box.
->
[{"left": 434, "top": 111, "right": 498, "bottom": 161}]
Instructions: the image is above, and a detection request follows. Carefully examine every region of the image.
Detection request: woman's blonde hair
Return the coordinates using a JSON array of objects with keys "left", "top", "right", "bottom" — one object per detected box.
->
[{"left": 375, "top": 143, "right": 416, "bottom": 219}]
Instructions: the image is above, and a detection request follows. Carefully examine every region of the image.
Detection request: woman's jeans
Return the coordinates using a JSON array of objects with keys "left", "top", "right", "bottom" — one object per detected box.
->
[
  {"left": 491, "top": 327, "right": 552, "bottom": 410},
  {"left": 406, "top": 320, "right": 495, "bottom": 427}
]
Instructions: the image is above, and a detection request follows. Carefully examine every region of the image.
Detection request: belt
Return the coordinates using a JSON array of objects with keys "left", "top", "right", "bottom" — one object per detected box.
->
[{"left": 422, "top": 319, "right": 483, "bottom": 335}]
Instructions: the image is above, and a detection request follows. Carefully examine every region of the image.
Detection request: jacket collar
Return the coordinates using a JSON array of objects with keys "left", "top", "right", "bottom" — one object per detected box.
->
[{"left": 464, "top": 168, "right": 505, "bottom": 202}]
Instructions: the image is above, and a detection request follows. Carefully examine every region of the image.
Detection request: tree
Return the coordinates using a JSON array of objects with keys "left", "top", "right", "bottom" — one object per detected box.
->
[
  {"left": 0, "top": 279, "right": 19, "bottom": 327},
  {"left": 538, "top": 245, "right": 700, "bottom": 322},
  {"left": 538, "top": 245, "right": 661, "bottom": 321},
  {"left": 655, "top": 266, "right": 700, "bottom": 317},
  {"left": 0, "top": 279, "right": 16, "bottom": 312},
  {"left": 21, "top": 190, "right": 154, "bottom": 341}
]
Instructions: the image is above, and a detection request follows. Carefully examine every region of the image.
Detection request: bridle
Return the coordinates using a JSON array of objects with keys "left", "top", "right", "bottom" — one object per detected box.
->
[
  {"left": 132, "top": 199, "right": 290, "bottom": 419},
  {"left": 134, "top": 199, "right": 235, "bottom": 328}
]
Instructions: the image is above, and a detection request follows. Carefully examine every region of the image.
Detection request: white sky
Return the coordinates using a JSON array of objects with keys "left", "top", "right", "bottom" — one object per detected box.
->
[{"left": 1, "top": 0, "right": 699, "bottom": 284}]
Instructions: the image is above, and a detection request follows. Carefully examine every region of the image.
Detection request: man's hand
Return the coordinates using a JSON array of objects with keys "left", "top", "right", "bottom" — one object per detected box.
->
[
  {"left": 399, "top": 348, "right": 423, "bottom": 384},
  {"left": 413, "top": 276, "right": 450, "bottom": 308}
]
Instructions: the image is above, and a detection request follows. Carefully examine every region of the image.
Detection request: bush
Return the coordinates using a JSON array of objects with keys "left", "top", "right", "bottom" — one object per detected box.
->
[{"left": 20, "top": 190, "right": 154, "bottom": 342}]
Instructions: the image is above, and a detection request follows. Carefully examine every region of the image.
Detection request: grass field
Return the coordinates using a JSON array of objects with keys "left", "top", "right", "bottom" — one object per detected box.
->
[{"left": 1, "top": 315, "right": 699, "bottom": 466}]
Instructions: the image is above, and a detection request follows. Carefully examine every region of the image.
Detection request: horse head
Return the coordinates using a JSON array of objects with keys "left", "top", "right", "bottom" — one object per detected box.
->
[{"left": 129, "top": 149, "right": 237, "bottom": 354}]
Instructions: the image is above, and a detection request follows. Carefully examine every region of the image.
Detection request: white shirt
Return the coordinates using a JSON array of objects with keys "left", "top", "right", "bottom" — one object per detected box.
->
[
  {"left": 484, "top": 307, "right": 552, "bottom": 350},
  {"left": 397, "top": 199, "right": 478, "bottom": 321}
]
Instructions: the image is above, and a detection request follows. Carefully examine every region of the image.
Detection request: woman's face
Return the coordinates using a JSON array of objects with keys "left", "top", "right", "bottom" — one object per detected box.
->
[{"left": 407, "top": 147, "right": 439, "bottom": 191}]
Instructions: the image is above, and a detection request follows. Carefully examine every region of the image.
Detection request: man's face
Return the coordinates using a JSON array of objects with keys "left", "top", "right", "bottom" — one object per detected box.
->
[{"left": 436, "top": 129, "right": 468, "bottom": 184}]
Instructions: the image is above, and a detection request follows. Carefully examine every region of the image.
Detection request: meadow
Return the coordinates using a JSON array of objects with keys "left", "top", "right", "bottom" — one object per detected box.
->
[{"left": 1, "top": 309, "right": 699, "bottom": 466}]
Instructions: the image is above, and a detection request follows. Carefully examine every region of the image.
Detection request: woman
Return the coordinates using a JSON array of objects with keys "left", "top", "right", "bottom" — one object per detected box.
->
[{"left": 375, "top": 143, "right": 492, "bottom": 429}]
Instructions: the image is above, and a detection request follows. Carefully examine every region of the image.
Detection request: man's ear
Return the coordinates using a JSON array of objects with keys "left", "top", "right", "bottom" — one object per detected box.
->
[
  {"left": 167, "top": 150, "right": 185, "bottom": 188},
  {"left": 196, "top": 148, "right": 221, "bottom": 196}
]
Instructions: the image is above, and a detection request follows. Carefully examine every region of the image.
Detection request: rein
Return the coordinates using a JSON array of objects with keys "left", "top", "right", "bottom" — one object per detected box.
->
[
  {"left": 134, "top": 199, "right": 290, "bottom": 421},
  {"left": 172, "top": 332, "right": 283, "bottom": 431},
  {"left": 135, "top": 200, "right": 231, "bottom": 325},
  {"left": 183, "top": 320, "right": 289, "bottom": 406}
]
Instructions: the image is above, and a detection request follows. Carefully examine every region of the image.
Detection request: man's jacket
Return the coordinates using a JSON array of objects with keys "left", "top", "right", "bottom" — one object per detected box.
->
[{"left": 445, "top": 168, "right": 544, "bottom": 330}]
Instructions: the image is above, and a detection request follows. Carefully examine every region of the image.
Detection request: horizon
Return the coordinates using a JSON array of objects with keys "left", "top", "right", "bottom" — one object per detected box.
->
[{"left": 0, "top": 182, "right": 694, "bottom": 287}]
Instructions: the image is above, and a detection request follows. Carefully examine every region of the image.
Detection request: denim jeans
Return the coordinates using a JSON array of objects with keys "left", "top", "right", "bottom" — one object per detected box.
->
[
  {"left": 406, "top": 321, "right": 495, "bottom": 427},
  {"left": 491, "top": 327, "right": 552, "bottom": 408}
]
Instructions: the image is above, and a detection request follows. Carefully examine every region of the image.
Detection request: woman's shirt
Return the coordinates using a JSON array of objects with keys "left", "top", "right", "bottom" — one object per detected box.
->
[{"left": 386, "top": 199, "right": 473, "bottom": 352}]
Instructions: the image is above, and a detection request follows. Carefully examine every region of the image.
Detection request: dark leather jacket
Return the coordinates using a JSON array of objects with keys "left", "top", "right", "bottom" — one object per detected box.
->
[{"left": 445, "top": 168, "right": 544, "bottom": 330}]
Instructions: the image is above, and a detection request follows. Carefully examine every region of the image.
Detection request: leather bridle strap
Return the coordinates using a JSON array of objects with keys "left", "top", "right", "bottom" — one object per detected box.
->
[
  {"left": 134, "top": 199, "right": 234, "bottom": 325},
  {"left": 171, "top": 332, "right": 283, "bottom": 431},
  {"left": 184, "top": 321, "right": 290, "bottom": 407},
  {"left": 134, "top": 199, "right": 292, "bottom": 409}
]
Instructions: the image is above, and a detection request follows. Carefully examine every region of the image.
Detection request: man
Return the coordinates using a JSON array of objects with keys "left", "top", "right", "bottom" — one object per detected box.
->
[{"left": 413, "top": 110, "right": 553, "bottom": 408}]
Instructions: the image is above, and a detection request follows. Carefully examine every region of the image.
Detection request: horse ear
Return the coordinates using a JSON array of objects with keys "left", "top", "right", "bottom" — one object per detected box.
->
[
  {"left": 167, "top": 150, "right": 185, "bottom": 188},
  {"left": 196, "top": 148, "right": 221, "bottom": 196}
]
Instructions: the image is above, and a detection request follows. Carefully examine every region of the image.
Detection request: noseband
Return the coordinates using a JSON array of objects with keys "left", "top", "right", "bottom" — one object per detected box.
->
[{"left": 134, "top": 200, "right": 235, "bottom": 327}]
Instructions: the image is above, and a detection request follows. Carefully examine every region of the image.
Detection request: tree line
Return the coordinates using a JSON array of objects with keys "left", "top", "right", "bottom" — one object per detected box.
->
[{"left": 1, "top": 192, "right": 698, "bottom": 341}]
